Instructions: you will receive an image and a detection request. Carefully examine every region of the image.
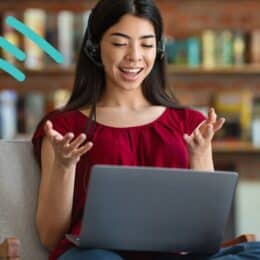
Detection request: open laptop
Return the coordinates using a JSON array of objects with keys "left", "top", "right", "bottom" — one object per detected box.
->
[{"left": 66, "top": 165, "right": 238, "bottom": 255}]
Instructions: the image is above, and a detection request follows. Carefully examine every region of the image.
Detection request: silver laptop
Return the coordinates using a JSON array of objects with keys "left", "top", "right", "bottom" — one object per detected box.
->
[{"left": 66, "top": 165, "right": 238, "bottom": 254}]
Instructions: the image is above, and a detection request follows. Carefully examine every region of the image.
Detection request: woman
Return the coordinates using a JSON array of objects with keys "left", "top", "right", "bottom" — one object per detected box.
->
[{"left": 32, "top": 0, "right": 260, "bottom": 259}]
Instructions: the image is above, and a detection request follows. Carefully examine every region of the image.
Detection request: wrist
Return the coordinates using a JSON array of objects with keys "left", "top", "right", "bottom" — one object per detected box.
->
[
  {"left": 52, "top": 159, "right": 76, "bottom": 174},
  {"left": 189, "top": 150, "right": 214, "bottom": 171}
]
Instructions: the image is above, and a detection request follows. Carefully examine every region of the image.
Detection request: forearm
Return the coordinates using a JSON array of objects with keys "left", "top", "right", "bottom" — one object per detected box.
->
[
  {"left": 189, "top": 147, "right": 214, "bottom": 171},
  {"left": 37, "top": 162, "right": 76, "bottom": 249}
]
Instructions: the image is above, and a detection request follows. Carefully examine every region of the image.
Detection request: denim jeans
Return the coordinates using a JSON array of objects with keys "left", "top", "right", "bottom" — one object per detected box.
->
[{"left": 58, "top": 242, "right": 260, "bottom": 260}]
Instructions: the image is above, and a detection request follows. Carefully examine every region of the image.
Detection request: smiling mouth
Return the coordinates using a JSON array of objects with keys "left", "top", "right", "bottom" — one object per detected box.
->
[
  {"left": 119, "top": 67, "right": 143, "bottom": 74},
  {"left": 118, "top": 67, "right": 144, "bottom": 82}
]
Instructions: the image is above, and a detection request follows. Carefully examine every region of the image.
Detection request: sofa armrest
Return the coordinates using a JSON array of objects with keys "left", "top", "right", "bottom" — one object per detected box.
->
[
  {"left": 0, "top": 234, "right": 256, "bottom": 258},
  {"left": 0, "top": 237, "right": 20, "bottom": 259},
  {"left": 221, "top": 234, "right": 257, "bottom": 248}
]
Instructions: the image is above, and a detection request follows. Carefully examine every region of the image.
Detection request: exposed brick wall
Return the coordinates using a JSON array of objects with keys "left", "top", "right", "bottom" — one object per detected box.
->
[
  {"left": 155, "top": 0, "right": 260, "bottom": 106},
  {"left": 156, "top": 0, "right": 260, "bottom": 36}
]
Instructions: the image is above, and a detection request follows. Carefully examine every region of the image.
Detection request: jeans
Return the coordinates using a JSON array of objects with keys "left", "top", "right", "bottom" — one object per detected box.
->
[{"left": 58, "top": 242, "right": 260, "bottom": 260}]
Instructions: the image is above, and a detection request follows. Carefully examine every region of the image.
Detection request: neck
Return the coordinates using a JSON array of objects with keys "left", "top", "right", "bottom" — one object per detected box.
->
[{"left": 98, "top": 86, "right": 151, "bottom": 110}]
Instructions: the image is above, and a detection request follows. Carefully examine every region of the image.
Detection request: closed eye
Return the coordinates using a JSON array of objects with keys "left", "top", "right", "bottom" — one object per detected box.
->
[
  {"left": 112, "top": 43, "right": 154, "bottom": 48},
  {"left": 142, "top": 44, "right": 154, "bottom": 48},
  {"left": 112, "top": 43, "right": 127, "bottom": 47}
]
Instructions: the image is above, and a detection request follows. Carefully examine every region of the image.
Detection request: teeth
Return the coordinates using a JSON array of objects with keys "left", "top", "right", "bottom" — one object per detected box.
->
[{"left": 121, "top": 68, "right": 142, "bottom": 73}]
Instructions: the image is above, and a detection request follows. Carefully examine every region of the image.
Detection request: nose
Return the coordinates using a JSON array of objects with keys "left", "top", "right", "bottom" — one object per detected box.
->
[{"left": 126, "top": 44, "right": 142, "bottom": 62}]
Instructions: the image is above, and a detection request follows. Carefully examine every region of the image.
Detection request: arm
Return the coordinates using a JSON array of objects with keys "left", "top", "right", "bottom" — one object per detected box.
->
[
  {"left": 36, "top": 120, "right": 93, "bottom": 251},
  {"left": 184, "top": 108, "right": 225, "bottom": 171},
  {"left": 36, "top": 136, "right": 76, "bottom": 251},
  {"left": 189, "top": 144, "right": 214, "bottom": 171}
]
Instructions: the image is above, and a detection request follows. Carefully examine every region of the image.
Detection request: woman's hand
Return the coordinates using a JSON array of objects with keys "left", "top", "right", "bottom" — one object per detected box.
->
[
  {"left": 44, "top": 120, "right": 93, "bottom": 169},
  {"left": 183, "top": 108, "right": 225, "bottom": 170}
]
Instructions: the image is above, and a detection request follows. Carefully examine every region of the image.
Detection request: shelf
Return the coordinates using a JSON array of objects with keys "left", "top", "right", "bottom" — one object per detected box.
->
[
  {"left": 18, "top": 65, "right": 75, "bottom": 75},
  {"left": 0, "top": 1, "right": 96, "bottom": 11},
  {"left": 10, "top": 132, "right": 260, "bottom": 154},
  {"left": 1, "top": 63, "right": 260, "bottom": 91},
  {"left": 167, "top": 65, "right": 260, "bottom": 75},
  {"left": 0, "top": 66, "right": 75, "bottom": 92},
  {"left": 2, "top": 64, "right": 260, "bottom": 91},
  {"left": 2, "top": 64, "right": 260, "bottom": 78},
  {"left": 213, "top": 141, "right": 260, "bottom": 154}
]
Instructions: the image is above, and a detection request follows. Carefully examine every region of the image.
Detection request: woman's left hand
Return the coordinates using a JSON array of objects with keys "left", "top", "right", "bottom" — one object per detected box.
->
[{"left": 183, "top": 107, "right": 225, "bottom": 170}]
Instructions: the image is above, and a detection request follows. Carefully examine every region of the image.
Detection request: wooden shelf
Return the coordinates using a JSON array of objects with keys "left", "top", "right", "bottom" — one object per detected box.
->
[
  {"left": 167, "top": 65, "right": 260, "bottom": 75},
  {"left": 0, "top": 66, "right": 75, "bottom": 92},
  {"left": 0, "top": 1, "right": 97, "bottom": 11},
  {"left": 17, "top": 65, "right": 75, "bottom": 75},
  {"left": 213, "top": 141, "right": 260, "bottom": 154},
  {"left": 2, "top": 64, "right": 260, "bottom": 91},
  {"left": 3, "top": 64, "right": 260, "bottom": 75},
  {"left": 11, "top": 132, "right": 260, "bottom": 154},
  {"left": 1, "top": 64, "right": 260, "bottom": 78}
]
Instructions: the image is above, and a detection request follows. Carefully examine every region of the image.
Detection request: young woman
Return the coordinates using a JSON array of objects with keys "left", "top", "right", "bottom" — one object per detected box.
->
[{"left": 32, "top": 0, "right": 260, "bottom": 259}]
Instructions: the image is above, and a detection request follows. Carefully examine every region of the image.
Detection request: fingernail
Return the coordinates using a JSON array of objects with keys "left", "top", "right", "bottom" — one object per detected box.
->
[
  {"left": 55, "top": 135, "right": 62, "bottom": 141},
  {"left": 68, "top": 133, "right": 74, "bottom": 138}
]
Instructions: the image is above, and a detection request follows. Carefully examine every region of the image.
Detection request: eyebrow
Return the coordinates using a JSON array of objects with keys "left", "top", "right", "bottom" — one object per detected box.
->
[{"left": 109, "top": 32, "right": 156, "bottom": 40}]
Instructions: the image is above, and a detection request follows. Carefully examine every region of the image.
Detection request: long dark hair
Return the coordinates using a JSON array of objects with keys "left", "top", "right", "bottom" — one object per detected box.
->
[
  {"left": 33, "top": 0, "right": 183, "bottom": 192},
  {"left": 37, "top": 0, "right": 183, "bottom": 139},
  {"left": 59, "top": 0, "right": 181, "bottom": 135}
]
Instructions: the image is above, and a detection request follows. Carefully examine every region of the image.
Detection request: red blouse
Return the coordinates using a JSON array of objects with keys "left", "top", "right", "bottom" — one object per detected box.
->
[{"left": 32, "top": 106, "right": 205, "bottom": 260}]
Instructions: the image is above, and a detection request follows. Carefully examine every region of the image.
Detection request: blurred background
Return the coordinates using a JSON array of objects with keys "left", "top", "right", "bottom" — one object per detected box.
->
[{"left": 0, "top": 0, "right": 259, "bottom": 242}]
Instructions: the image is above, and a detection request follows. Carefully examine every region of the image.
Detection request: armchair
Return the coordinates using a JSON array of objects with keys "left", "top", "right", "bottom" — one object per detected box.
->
[
  {"left": 0, "top": 140, "right": 256, "bottom": 259},
  {"left": 0, "top": 140, "right": 48, "bottom": 259}
]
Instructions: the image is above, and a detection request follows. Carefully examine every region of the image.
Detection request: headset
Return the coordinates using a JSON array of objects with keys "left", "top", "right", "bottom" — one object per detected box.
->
[
  {"left": 157, "top": 37, "right": 166, "bottom": 60},
  {"left": 84, "top": 28, "right": 102, "bottom": 67},
  {"left": 83, "top": 13, "right": 166, "bottom": 67}
]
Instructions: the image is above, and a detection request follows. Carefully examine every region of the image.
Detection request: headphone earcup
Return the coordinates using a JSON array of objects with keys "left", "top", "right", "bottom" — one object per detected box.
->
[
  {"left": 84, "top": 39, "right": 102, "bottom": 67},
  {"left": 157, "top": 39, "right": 165, "bottom": 60},
  {"left": 86, "top": 40, "right": 99, "bottom": 58}
]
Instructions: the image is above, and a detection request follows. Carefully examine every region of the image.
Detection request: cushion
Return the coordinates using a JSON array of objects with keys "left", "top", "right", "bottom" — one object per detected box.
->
[{"left": 0, "top": 140, "right": 48, "bottom": 259}]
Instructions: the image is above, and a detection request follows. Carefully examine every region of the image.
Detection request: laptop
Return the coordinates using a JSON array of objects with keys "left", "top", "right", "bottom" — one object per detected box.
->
[{"left": 66, "top": 165, "right": 238, "bottom": 255}]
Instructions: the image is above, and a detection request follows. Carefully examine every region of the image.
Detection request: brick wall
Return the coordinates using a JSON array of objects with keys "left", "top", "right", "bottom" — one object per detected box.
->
[
  {"left": 156, "top": 0, "right": 260, "bottom": 106},
  {"left": 156, "top": 0, "right": 260, "bottom": 36}
]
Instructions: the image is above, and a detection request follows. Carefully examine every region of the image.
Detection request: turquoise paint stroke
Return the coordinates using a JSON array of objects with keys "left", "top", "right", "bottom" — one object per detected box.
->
[
  {"left": 0, "top": 58, "right": 26, "bottom": 82},
  {"left": 0, "top": 36, "right": 26, "bottom": 61},
  {"left": 6, "top": 16, "right": 64, "bottom": 64}
]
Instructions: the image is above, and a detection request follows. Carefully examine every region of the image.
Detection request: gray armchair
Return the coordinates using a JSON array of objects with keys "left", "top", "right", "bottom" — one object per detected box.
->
[
  {"left": 0, "top": 140, "right": 256, "bottom": 259},
  {"left": 0, "top": 140, "right": 48, "bottom": 259}
]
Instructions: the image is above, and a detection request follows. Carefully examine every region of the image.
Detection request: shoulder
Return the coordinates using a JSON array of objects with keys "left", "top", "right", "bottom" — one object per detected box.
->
[
  {"left": 40, "top": 110, "right": 81, "bottom": 133},
  {"left": 31, "top": 109, "right": 85, "bottom": 161},
  {"left": 167, "top": 106, "right": 207, "bottom": 134},
  {"left": 167, "top": 106, "right": 206, "bottom": 121}
]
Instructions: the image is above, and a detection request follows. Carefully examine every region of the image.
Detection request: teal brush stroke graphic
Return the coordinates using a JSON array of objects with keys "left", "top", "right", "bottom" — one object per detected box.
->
[
  {"left": 0, "top": 36, "right": 26, "bottom": 61},
  {"left": 6, "top": 16, "right": 64, "bottom": 64},
  {"left": 0, "top": 58, "right": 25, "bottom": 82},
  {"left": 0, "top": 15, "right": 64, "bottom": 82}
]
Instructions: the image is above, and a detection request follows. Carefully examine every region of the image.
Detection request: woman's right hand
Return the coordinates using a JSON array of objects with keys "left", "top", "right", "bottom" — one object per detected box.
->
[{"left": 43, "top": 120, "right": 93, "bottom": 169}]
